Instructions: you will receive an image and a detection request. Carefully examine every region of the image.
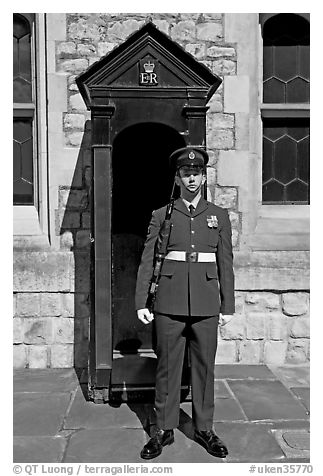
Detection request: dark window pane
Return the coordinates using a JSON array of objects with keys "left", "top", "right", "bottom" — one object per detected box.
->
[
  {"left": 262, "top": 118, "right": 309, "bottom": 204},
  {"left": 13, "top": 14, "right": 32, "bottom": 103},
  {"left": 298, "top": 136, "right": 310, "bottom": 183},
  {"left": 274, "top": 136, "right": 297, "bottom": 184},
  {"left": 263, "top": 14, "right": 310, "bottom": 104},
  {"left": 274, "top": 45, "right": 297, "bottom": 82},
  {"left": 299, "top": 45, "right": 310, "bottom": 79},
  {"left": 13, "top": 119, "right": 34, "bottom": 205},
  {"left": 263, "top": 46, "right": 273, "bottom": 81},
  {"left": 263, "top": 138, "right": 273, "bottom": 182},
  {"left": 286, "top": 180, "right": 308, "bottom": 203},
  {"left": 263, "top": 180, "right": 284, "bottom": 202},
  {"left": 263, "top": 77, "right": 285, "bottom": 103},
  {"left": 13, "top": 14, "right": 30, "bottom": 39},
  {"left": 286, "top": 77, "right": 309, "bottom": 103}
]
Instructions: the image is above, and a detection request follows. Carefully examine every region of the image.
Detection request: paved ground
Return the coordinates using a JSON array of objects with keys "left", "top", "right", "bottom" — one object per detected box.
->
[{"left": 13, "top": 365, "right": 310, "bottom": 463}]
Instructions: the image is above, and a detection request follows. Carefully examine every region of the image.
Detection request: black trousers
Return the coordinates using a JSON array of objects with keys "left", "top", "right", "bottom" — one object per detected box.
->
[{"left": 154, "top": 313, "right": 219, "bottom": 431}]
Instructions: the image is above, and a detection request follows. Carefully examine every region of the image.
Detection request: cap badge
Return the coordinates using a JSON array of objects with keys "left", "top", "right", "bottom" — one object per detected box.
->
[{"left": 188, "top": 151, "right": 195, "bottom": 160}]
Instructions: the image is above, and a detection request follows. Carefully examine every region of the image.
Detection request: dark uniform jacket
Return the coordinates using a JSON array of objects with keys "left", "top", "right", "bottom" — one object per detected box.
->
[{"left": 135, "top": 197, "right": 235, "bottom": 316}]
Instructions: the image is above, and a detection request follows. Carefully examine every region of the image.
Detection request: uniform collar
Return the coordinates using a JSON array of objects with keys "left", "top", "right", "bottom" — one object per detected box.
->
[
  {"left": 182, "top": 194, "right": 201, "bottom": 211},
  {"left": 174, "top": 196, "right": 209, "bottom": 217}
]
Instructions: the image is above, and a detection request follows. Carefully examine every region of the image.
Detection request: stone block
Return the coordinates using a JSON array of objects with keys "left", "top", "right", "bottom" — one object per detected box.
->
[
  {"left": 268, "top": 312, "right": 288, "bottom": 340},
  {"left": 58, "top": 59, "right": 89, "bottom": 74},
  {"left": 207, "top": 46, "right": 236, "bottom": 58},
  {"left": 152, "top": 20, "right": 170, "bottom": 35},
  {"left": 207, "top": 129, "right": 234, "bottom": 149},
  {"left": 185, "top": 43, "right": 206, "bottom": 59},
  {"left": 56, "top": 41, "right": 76, "bottom": 57},
  {"left": 290, "top": 317, "right": 310, "bottom": 338},
  {"left": 47, "top": 14, "right": 66, "bottom": 41},
  {"left": 84, "top": 167, "right": 92, "bottom": 188},
  {"left": 53, "top": 318, "right": 74, "bottom": 344},
  {"left": 13, "top": 293, "right": 17, "bottom": 317},
  {"left": 14, "top": 252, "right": 73, "bottom": 293},
  {"left": 40, "top": 293, "right": 62, "bottom": 317},
  {"left": 71, "top": 252, "right": 90, "bottom": 293},
  {"left": 16, "top": 293, "right": 41, "bottom": 317},
  {"left": 207, "top": 113, "right": 234, "bottom": 129},
  {"left": 70, "top": 93, "right": 87, "bottom": 112},
  {"left": 222, "top": 60, "right": 236, "bottom": 75},
  {"left": 246, "top": 312, "right": 266, "bottom": 340},
  {"left": 23, "top": 318, "right": 54, "bottom": 345},
  {"left": 77, "top": 44, "right": 96, "bottom": 56},
  {"left": 68, "top": 75, "right": 78, "bottom": 91},
  {"left": 213, "top": 187, "right": 237, "bottom": 209},
  {"left": 60, "top": 231, "right": 74, "bottom": 250},
  {"left": 245, "top": 292, "right": 280, "bottom": 310},
  {"left": 217, "top": 151, "right": 250, "bottom": 189},
  {"left": 206, "top": 167, "right": 216, "bottom": 187},
  {"left": 61, "top": 293, "right": 75, "bottom": 317},
  {"left": 234, "top": 291, "right": 245, "bottom": 314},
  {"left": 58, "top": 211, "right": 81, "bottom": 230},
  {"left": 196, "top": 22, "right": 223, "bottom": 41},
  {"left": 170, "top": 21, "right": 196, "bottom": 42},
  {"left": 64, "top": 113, "right": 86, "bottom": 130},
  {"left": 59, "top": 188, "right": 88, "bottom": 210},
  {"left": 13, "top": 318, "right": 24, "bottom": 344},
  {"left": 207, "top": 94, "right": 223, "bottom": 113},
  {"left": 203, "top": 14, "right": 222, "bottom": 21},
  {"left": 13, "top": 345, "right": 27, "bottom": 368},
  {"left": 220, "top": 314, "right": 245, "bottom": 340},
  {"left": 235, "top": 113, "right": 250, "bottom": 150},
  {"left": 82, "top": 212, "right": 91, "bottom": 229},
  {"left": 50, "top": 344, "right": 74, "bottom": 368},
  {"left": 75, "top": 230, "right": 91, "bottom": 249},
  {"left": 229, "top": 211, "right": 240, "bottom": 228},
  {"left": 232, "top": 229, "right": 239, "bottom": 248},
  {"left": 282, "top": 293, "right": 309, "bottom": 316},
  {"left": 238, "top": 341, "right": 262, "bottom": 364},
  {"left": 66, "top": 132, "right": 84, "bottom": 147},
  {"left": 264, "top": 342, "right": 287, "bottom": 365},
  {"left": 224, "top": 76, "right": 249, "bottom": 113},
  {"left": 68, "top": 19, "right": 101, "bottom": 41},
  {"left": 216, "top": 340, "right": 237, "bottom": 363},
  {"left": 106, "top": 20, "right": 144, "bottom": 41},
  {"left": 27, "top": 345, "right": 49, "bottom": 369},
  {"left": 97, "top": 42, "right": 118, "bottom": 57},
  {"left": 286, "top": 339, "right": 309, "bottom": 364}
]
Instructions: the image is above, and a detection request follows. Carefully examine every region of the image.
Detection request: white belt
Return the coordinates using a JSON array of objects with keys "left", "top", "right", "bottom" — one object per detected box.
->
[{"left": 165, "top": 251, "right": 216, "bottom": 263}]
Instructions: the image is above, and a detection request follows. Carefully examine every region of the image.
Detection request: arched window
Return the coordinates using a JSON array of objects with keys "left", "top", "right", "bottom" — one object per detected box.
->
[
  {"left": 13, "top": 13, "right": 36, "bottom": 205},
  {"left": 261, "top": 13, "right": 310, "bottom": 204}
]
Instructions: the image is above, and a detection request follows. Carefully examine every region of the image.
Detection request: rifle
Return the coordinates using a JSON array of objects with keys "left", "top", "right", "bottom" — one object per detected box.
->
[{"left": 146, "top": 182, "right": 176, "bottom": 312}]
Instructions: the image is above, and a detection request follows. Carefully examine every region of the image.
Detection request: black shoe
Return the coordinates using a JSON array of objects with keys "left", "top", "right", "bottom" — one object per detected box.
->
[
  {"left": 194, "top": 429, "right": 228, "bottom": 458},
  {"left": 140, "top": 428, "right": 174, "bottom": 460}
]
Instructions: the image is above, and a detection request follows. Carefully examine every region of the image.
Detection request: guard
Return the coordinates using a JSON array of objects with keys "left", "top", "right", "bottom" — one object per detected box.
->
[{"left": 135, "top": 146, "right": 235, "bottom": 459}]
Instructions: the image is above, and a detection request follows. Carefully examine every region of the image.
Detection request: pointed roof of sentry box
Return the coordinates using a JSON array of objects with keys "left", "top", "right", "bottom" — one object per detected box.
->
[{"left": 76, "top": 20, "right": 222, "bottom": 109}]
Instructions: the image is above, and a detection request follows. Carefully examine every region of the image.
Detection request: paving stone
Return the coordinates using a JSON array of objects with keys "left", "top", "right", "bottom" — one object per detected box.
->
[
  {"left": 268, "top": 365, "right": 310, "bottom": 387},
  {"left": 65, "top": 387, "right": 152, "bottom": 429},
  {"left": 227, "top": 380, "right": 308, "bottom": 421},
  {"left": 14, "top": 393, "right": 71, "bottom": 436},
  {"left": 13, "top": 436, "right": 67, "bottom": 463},
  {"left": 270, "top": 420, "right": 310, "bottom": 430},
  {"left": 181, "top": 397, "right": 246, "bottom": 422},
  {"left": 290, "top": 387, "right": 310, "bottom": 412},
  {"left": 273, "top": 429, "right": 310, "bottom": 459},
  {"left": 215, "top": 364, "right": 276, "bottom": 379},
  {"left": 214, "top": 379, "right": 232, "bottom": 397},
  {"left": 213, "top": 422, "right": 285, "bottom": 462},
  {"left": 13, "top": 368, "right": 80, "bottom": 393},
  {"left": 64, "top": 428, "right": 147, "bottom": 463}
]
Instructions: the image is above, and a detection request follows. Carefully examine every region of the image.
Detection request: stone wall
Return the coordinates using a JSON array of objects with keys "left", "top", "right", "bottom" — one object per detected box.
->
[{"left": 13, "top": 13, "right": 310, "bottom": 368}]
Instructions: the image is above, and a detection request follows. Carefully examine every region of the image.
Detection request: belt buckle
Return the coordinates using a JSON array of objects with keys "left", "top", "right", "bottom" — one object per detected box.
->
[{"left": 187, "top": 252, "right": 198, "bottom": 262}]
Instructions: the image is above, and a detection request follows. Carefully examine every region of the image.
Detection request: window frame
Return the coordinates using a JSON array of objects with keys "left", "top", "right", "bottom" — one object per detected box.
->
[
  {"left": 260, "top": 13, "right": 310, "bottom": 205},
  {"left": 248, "top": 13, "right": 310, "bottom": 251},
  {"left": 13, "top": 13, "right": 49, "bottom": 245}
]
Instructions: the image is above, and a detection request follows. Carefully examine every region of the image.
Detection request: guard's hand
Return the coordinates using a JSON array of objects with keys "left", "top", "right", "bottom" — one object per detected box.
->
[
  {"left": 137, "top": 308, "right": 154, "bottom": 325},
  {"left": 219, "top": 313, "right": 234, "bottom": 326}
]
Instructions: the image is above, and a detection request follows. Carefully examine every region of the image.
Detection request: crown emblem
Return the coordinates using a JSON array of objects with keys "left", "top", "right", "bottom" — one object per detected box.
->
[
  {"left": 188, "top": 151, "right": 195, "bottom": 160},
  {"left": 143, "top": 61, "right": 155, "bottom": 73}
]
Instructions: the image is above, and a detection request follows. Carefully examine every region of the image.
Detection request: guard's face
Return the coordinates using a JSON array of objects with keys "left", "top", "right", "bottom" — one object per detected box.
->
[{"left": 175, "top": 166, "right": 206, "bottom": 195}]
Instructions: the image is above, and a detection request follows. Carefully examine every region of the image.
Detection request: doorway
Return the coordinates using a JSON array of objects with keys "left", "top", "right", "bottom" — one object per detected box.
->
[{"left": 110, "top": 122, "right": 185, "bottom": 389}]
